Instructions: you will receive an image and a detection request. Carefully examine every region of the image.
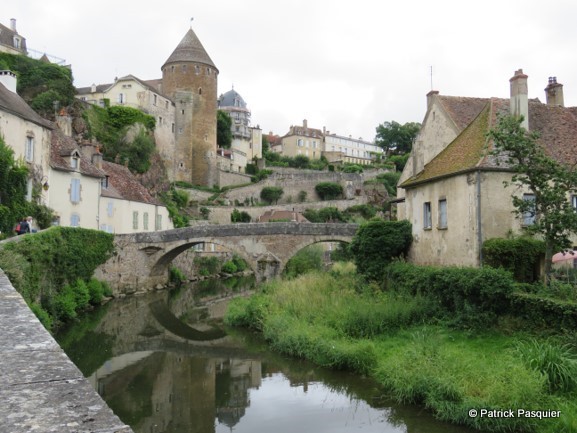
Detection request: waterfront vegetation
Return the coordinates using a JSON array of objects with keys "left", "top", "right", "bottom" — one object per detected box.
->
[
  {"left": 0, "top": 227, "right": 113, "bottom": 331},
  {"left": 225, "top": 260, "right": 577, "bottom": 433}
]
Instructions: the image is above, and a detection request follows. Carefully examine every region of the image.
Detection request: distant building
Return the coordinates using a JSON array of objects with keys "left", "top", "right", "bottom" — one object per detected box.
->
[
  {"left": 278, "top": 119, "right": 383, "bottom": 164},
  {"left": 0, "top": 19, "right": 27, "bottom": 55},
  {"left": 217, "top": 88, "right": 262, "bottom": 173}
]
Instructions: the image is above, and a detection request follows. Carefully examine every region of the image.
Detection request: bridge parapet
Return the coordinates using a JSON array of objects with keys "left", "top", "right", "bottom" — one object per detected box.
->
[{"left": 95, "top": 223, "right": 359, "bottom": 295}]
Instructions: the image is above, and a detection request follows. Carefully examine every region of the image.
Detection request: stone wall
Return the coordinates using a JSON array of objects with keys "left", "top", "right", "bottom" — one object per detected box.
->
[
  {"left": 0, "top": 269, "right": 133, "bottom": 432},
  {"left": 202, "top": 197, "right": 368, "bottom": 224}
]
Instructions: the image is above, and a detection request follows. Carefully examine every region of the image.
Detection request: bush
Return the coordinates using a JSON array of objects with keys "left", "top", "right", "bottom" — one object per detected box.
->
[
  {"left": 231, "top": 208, "right": 251, "bottom": 223},
  {"left": 260, "top": 186, "right": 284, "bottom": 204},
  {"left": 194, "top": 256, "right": 220, "bottom": 276},
  {"left": 483, "top": 237, "right": 545, "bottom": 283},
  {"left": 385, "top": 262, "right": 517, "bottom": 328},
  {"left": 315, "top": 182, "right": 343, "bottom": 200},
  {"left": 221, "top": 261, "right": 238, "bottom": 274},
  {"left": 350, "top": 220, "right": 412, "bottom": 281},
  {"left": 284, "top": 245, "right": 324, "bottom": 278},
  {"left": 232, "top": 254, "right": 248, "bottom": 272},
  {"left": 87, "top": 278, "right": 109, "bottom": 304}
]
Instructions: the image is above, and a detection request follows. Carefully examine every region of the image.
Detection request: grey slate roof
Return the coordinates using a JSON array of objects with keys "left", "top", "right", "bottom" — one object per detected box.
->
[
  {"left": 0, "top": 21, "right": 27, "bottom": 54},
  {"left": 162, "top": 28, "right": 217, "bottom": 71},
  {"left": 0, "top": 82, "right": 53, "bottom": 128},
  {"left": 218, "top": 89, "right": 247, "bottom": 109}
]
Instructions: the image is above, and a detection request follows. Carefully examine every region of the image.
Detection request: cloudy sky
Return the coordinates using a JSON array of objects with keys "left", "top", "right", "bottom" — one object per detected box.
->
[{"left": 5, "top": 1, "right": 577, "bottom": 141}]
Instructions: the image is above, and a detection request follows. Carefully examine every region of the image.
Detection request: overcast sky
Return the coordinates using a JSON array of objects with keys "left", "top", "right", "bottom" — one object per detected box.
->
[{"left": 5, "top": 1, "right": 577, "bottom": 141}]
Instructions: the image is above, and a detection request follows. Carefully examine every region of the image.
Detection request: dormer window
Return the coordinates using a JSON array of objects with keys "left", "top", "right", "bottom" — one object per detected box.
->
[
  {"left": 13, "top": 37, "right": 21, "bottom": 49},
  {"left": 101, "top": 175, "right": 109, "bottom": 189},
  {"left": 70, "top": 151, "right": 80, "bottom": 169}
]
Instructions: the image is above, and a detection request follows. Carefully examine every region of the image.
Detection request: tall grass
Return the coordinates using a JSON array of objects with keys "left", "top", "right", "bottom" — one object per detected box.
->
[
  {"left": 516, "top": 339, "right": 577, "bottom": 392},
  {"left": 225, "top": 269, "right": 576, "bottom": 433}
]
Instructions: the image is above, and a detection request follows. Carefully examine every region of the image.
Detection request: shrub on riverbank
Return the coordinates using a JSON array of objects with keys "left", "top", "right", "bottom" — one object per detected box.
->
[
  {"left": 0, "top": 227, "right": 114, "bottom": 330},
  {"left": 225, "top": 267, "right": 577, "bottom": 433}
]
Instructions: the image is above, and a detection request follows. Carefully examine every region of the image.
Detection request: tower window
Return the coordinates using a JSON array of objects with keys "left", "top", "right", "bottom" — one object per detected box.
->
[
  {"left": 195, "top": 65, "right": 200, "bottom": 75},
  {"left": 198, "top": 88, "right": 202, "bottom": 95},
  {"left": 182, "top": 65, "right": 187, "bottom": 72}
]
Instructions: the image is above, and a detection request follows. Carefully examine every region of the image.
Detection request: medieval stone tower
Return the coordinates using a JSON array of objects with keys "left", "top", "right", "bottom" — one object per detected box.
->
[{"left": 162, "top": 27, "right": 218, "bottom": 186}]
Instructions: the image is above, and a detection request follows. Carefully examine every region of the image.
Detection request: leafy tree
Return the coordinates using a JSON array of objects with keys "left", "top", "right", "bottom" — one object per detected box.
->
[
  {"left": 315, "top": 182, "right": 343, "bottom": 200},
  {"left": 293, "top": 154, "right": 310, "bottom": 169},
  {"left": 217, "top": 110, "right": 232, "bottom": 148},
  {"left": 284, "top": 245, "right": 324, "bottom": 278},
  {"left": 375, "top": 121, "right": 420, "bottom": 155},
  {"left": 350, "top": 220, "right": 412, "bottom": 281},
  {"left": 260, "top": 186, "right": 284, "bottom": 204},
  {"left": 487, "top": 115, "right": 577, "bottom": 282}
]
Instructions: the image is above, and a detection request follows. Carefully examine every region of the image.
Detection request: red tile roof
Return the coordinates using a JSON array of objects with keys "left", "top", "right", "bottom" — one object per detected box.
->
[
  {"left": 101, "top": 160, "right": 161, "bottom": 205},
  {"left": 50, "top": 130, "right": 105, "bottom": 178}
]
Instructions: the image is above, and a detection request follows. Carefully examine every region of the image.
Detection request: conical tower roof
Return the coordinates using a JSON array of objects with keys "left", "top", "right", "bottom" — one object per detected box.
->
[{"left": 162, "top": 28, "right": 218, "bottom": 71}]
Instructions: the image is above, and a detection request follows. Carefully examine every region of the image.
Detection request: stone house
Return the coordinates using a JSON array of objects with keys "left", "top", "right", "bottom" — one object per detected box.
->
[
  {"left": 0, "top": 19, "right": 27, "bottom": 55},
  {"left": 76, "top": 75, "right": 177, "bottom": 179},
  {"left": 396, "top": 69, "right": 577, "bottom": 267}
]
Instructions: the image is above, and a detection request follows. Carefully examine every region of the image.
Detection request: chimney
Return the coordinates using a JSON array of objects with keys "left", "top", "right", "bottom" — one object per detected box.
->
[
  {"left": 509, "top": 69, "right": 529, "bottom": 129},
  {"left": 303, "top": 119, "right": 308, "bottom": 129},
  {"left": 0, "top": 70, "right": 17, "bottom": 93},
  {"left": 10, "top": 18, "right": 17, "bottom": 32},
  {"left": 545, "top": 76, "right": 564, "bottom": 107},
  {"left": 92, "top": 152, "right": 103, "bottom": 170},
  {"left": 426, "top": 90, "right": 439, "bottom": 110}
]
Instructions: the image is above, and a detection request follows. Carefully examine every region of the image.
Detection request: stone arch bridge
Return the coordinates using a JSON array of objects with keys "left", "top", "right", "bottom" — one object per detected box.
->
[{"left": 95, "top": 222, "right": 358, "bottom": 294}]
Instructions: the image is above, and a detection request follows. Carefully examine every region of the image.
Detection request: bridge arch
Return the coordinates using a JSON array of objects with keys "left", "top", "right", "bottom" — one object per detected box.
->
[
  {"left": 96, "top": 223, "right": 358, "bottom": 294},
  {"left": 149, "top": 238, "right": 256, "bottom": 278}
]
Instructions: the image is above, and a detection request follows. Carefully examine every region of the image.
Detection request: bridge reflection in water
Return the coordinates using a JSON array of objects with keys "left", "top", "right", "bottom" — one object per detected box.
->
[{"left": 56, "top": 278, "right": 486, "bottom": 433}]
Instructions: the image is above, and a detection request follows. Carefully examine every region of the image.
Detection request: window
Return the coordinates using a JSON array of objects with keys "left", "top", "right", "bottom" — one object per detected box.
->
[
  {"left": 70, "top": 213, "right": 80, "bottom": 227},
  {"left": 572, "top": 195, "right": 577, "bottom": 210},
  {"left": 172, "top": 123, "right": 175, "bottom": 133},
  {"left": 522, "top": 194, "right": 536, "bottom": 226},
  {"left": 165, "top": 101, "right": 169, "bottom": 109},
  {"left": 71, "top": 155, "right": 79, "bottom": 169},
  {"left": 70, "top": 179, "right": 81, "bottom": 203},
  {"left": 118, "top": 93, "right": 124, "bottom": 104},
  {"left": 143, "top": 212, "right": 149, "bottom": 230},
  {"left": 156, "top": 214, "right": 162, "bottom": 230},
  {"left": 13, "top": 37, "right": 21, "bottom": 49},
  {"left": 297, "top": 139, "right": 303, "bottom": 147},
  {"left": 133, "top": 211, "right": 139, "bottom": 230},
  {"left": 107, "top": 201, "right": 114, "bottom": 217},
  {"left": 195, "top": 65, "right": 200, "bottom": 75},
  {"left": 101, "top": 176, "right": 109, "bottom": 189},
  {"left": 153, "top": 95, "right": 157, "bottom": 105},
  {"left": 25, "top": 136, "right": 34, "bottom": 162},
  {"left": 438, "top": 198, "right": 448, "bottom": 229},
  {"left": 158, "top": 116, "right": 163, "bottom": 125},
  {"left": 423, "top": 202, "right": 432, "bottom": 229}
]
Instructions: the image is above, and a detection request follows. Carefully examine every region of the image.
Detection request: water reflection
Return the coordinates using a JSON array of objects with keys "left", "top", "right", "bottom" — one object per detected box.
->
[{"left": 56, "top": 277, "right": 483, "bottom": 433}]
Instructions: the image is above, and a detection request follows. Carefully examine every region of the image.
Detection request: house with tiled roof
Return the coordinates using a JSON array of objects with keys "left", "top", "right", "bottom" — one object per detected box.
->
[
  {"left": 280, "top": 119, "right": 324, "bottom": 159},
  {"left": 98, "top": 160, "right": 172, "bottom": 233},
  {"left": 48, "top": 129, "right": 106, "bottom": 228},
  {"left": 396, "top": 70, "right": 577, "bottom": 267},
  {"left": 0, "top": 70, "right": 53, "bottom": 203}
]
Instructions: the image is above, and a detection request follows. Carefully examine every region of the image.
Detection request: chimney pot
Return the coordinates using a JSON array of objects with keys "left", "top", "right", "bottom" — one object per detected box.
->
[{"left": 545, "top": 75, "right": 564, "bottom": 107}]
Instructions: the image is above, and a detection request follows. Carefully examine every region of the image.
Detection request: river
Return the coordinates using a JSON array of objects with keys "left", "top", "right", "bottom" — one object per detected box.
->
[{"left": 55, "top": 276, "right": 484, "bottom": 433}]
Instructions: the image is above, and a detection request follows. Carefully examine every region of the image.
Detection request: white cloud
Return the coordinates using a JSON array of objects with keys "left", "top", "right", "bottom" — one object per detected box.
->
[{"left": 4, "top": 0, "right": 577, "bottom": 141}]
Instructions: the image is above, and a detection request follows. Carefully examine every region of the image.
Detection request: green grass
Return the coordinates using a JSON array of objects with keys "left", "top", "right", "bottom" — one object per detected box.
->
[{"left": 225, "top": 267, "right": 577, "bottom": 433}]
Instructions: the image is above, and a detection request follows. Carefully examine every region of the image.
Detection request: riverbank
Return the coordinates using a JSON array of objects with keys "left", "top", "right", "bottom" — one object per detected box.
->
[{"left": 224, "top": 266, "right": 577, "bottom": 433}]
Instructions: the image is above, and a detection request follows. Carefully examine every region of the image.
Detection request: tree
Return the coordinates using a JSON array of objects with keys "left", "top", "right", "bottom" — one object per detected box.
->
[
  {"left": 350, "top": 220, "right": 413, "bottom": 281},
  {"left": 375, "top": 121, "right": 420, "bottom": 155},
  {"left": 260, "top": 186, "right": 284, "bottom": 204},
  {"left": 487, "top": 115, "right": 577, "bottom": 282},
  {"left": 217, "top": 110, "right": 232, "bottom": 148},
  {"left": 315, "top": 182, "right": 343, "bottom": 200},
  {"left": 231, "top": 208, "right": 251, "bottom": 223}
]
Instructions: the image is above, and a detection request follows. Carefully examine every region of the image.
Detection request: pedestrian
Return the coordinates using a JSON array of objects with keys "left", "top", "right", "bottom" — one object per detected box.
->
[{"left": 16, "top": 216, "right": 31, "bottom": 235}]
